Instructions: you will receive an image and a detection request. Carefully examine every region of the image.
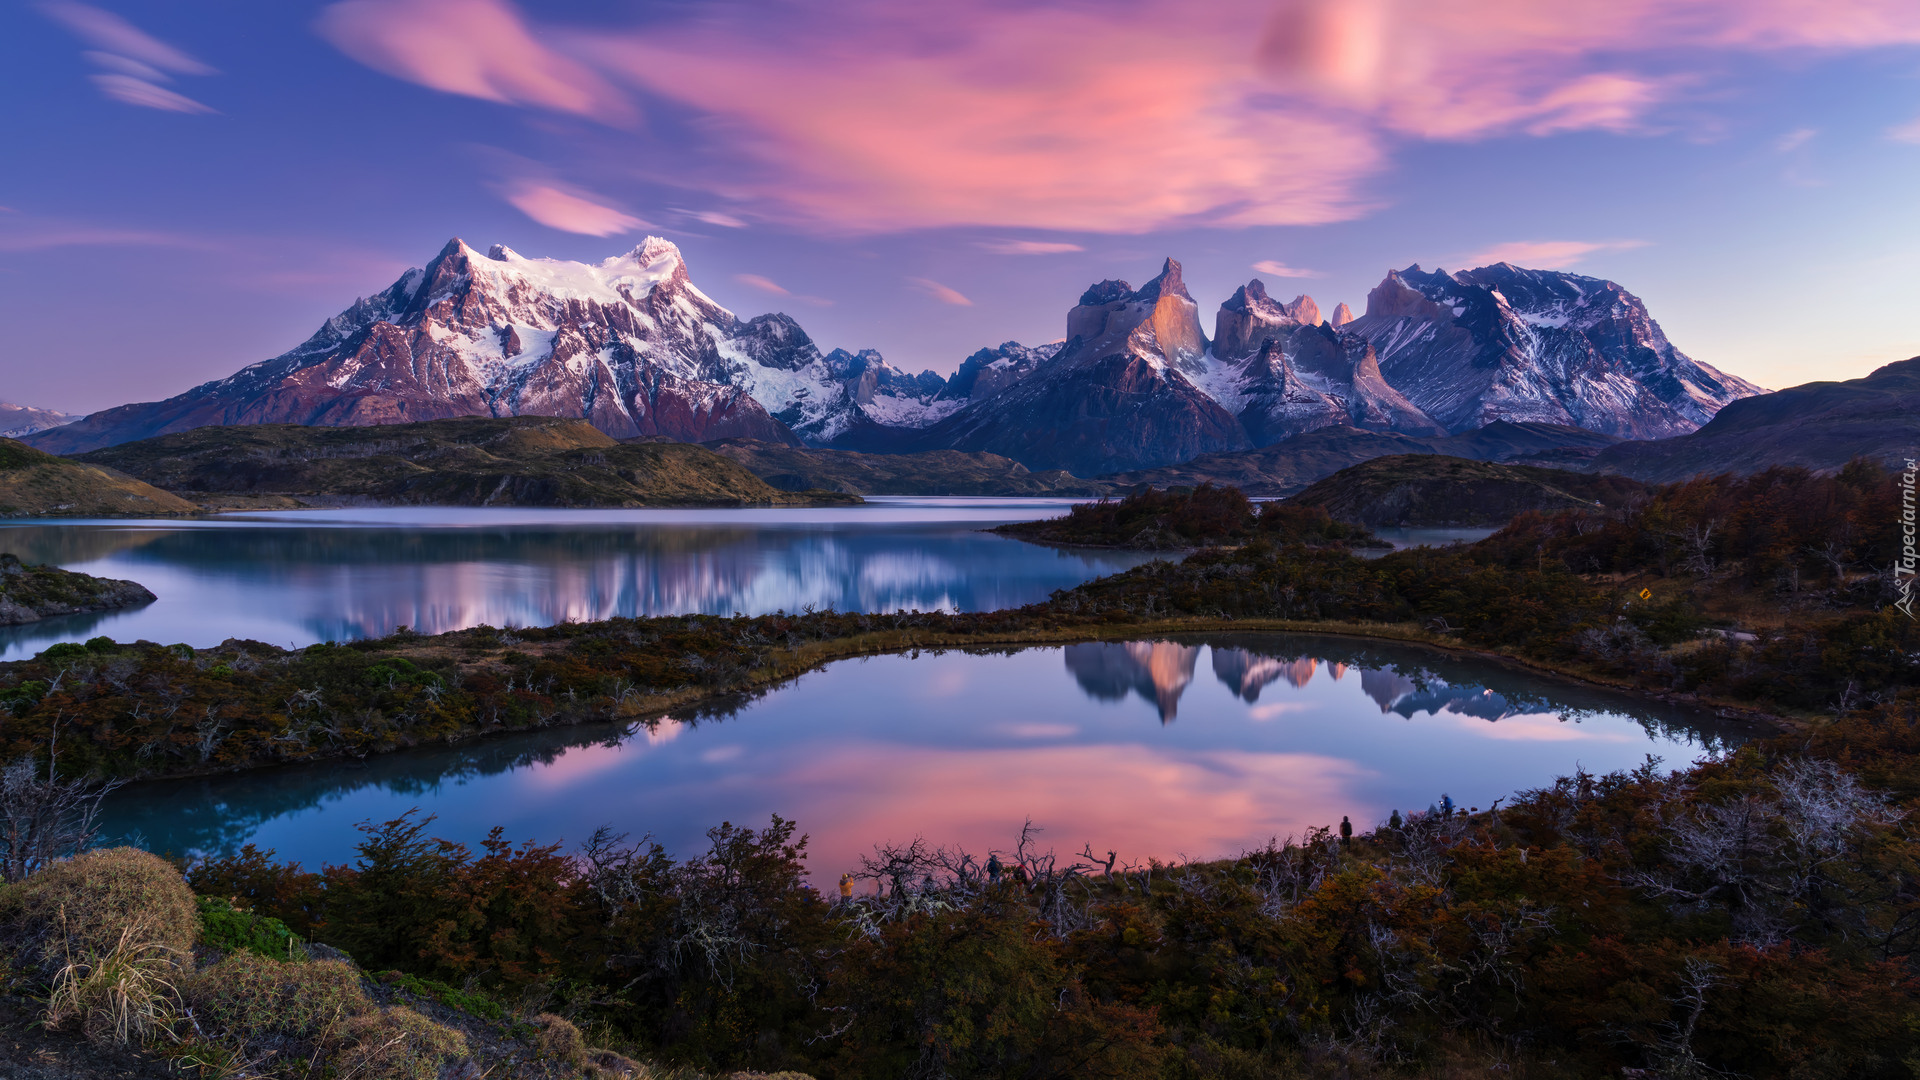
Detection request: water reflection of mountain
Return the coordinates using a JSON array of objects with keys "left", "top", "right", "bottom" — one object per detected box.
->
[
  {"left": 1065, "top": 642, "right": 1200, "bottom": 721},
  {"left": 1213, "top": 650, "right": 1346, "bottom": 701},
  {"left": 1065, "top": 634, "right": 1745, "bottom": 750},
  {"left": 0, "top": 520, "right": 1153, "bottom": 652}
]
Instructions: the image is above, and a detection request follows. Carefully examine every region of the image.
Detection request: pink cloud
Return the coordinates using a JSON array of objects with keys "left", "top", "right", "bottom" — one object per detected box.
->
[
  {"left": 39, "top": 2, "right": 215, "bottom": 75},
  {"left": 504, "top": 183, "right": 647, "bottom": 236},
  {"left": 1252, "top": 259, "right": 1324, "bottom": 278},
  {"left": 909, "top": 278, "right": 973, "bottom": 307},
  {"left": 1890, "top": 116, "right": 1920, "bottom": 144},
  {"left": 977, "top": 240, "right": 1086, "bottom": 255},
  {"left": 318, "top": 0, "right": 1920, "bottom": 233},
  {"left": 1462, "top": 239, "right": 1650, "bottom": 268},
  {"left": 316, "top": 0, "right": 630, "bottom": 123},
  {"left": 734, "top": 273, "right": 789, "bottom": 295},
  {"left": 90, "top": 73, "right": 216, "bottom": 114}
]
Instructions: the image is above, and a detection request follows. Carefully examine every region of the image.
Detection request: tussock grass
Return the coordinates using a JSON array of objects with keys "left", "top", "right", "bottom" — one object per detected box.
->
[
  {"left": 331, "top": 1005, "right": 466, "bottom": 1080},
  {"left": 0, "top": 846, "right": 199, "bottom": 978},
  {"left": 43, "top": 918, "right": 186, "bottom": 1048},
  {"left": 186, "top": 952, "right": 371, "bottom": 1048}
]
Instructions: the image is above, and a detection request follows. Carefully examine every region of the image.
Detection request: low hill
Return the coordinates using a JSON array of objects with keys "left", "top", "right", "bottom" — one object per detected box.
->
[
  {"left": 1101, "top": 421, "right": 1619, "bottom": 496},
  {"left": 76, "top": 417, "right": 858, "bottom": 508},
  {"left": 1590, "top": 357, "right": 1920, "bottom": 482},
  {"left": 707, "top": 438, "right": 1113, "bottom": 495},
  {"left": 993, "top": 484, "right": 1380, "bottom": 549},
  {"left": 0, "top": 438, "right": 197, "bottom": 517},
  {"left": 1288, "top": 454, "right": 1651, "bottom": 527}
]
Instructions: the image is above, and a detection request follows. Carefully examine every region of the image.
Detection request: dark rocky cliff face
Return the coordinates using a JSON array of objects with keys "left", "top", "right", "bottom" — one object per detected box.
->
[{"left": 903, "top": 259, "right": 1248, "bottom": 475}]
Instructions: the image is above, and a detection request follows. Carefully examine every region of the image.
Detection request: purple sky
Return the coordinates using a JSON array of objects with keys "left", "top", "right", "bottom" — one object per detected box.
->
[{"left": 4, "top": 0, "right": 1920, "bottom": 414}]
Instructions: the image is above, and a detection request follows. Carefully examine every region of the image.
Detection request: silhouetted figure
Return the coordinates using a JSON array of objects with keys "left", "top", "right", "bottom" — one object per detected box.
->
[
  {"left": 1339, "top": 816, "right": 1353, "bottom": 845},
  {"left": 1388, "top": 809, "right": 1403, "bottom": 830},
  {"left": 987, "top": 854, "right": 1002, "bottom": 883}
]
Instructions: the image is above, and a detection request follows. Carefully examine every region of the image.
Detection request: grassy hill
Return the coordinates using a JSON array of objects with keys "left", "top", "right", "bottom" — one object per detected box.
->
[
  {"left": 1102, "top": 422, "right": 1620, "bottom": 496},
  {"left": 0, "top": 438, "right": 198, "bottom": 517},
  {"left": 1288, "top": 454, "right": 1651, "bottom": 526},
  {"left": 75, "top": 417, "right": 860, "bottom": 508},
  {"left": 707, "top": 438, "right": 1113, "bottom": 495},
  {"left": 1591, "top": 356, "right": 1920, "bottom": 482}
]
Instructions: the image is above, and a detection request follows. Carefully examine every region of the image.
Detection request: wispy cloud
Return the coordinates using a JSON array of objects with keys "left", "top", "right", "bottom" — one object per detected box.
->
[
  {"left": 977, "top": 240, "right": 1084, "bottom": 255},
  {"left": 734, "top": 273, "right": 788, "bottom": 295},
  {"left": 733, "top": 273, "right": 832, "bottom": 307},
  {"left": 91, "top": 74, "right": 216, "bottom": 114},
  {"left": 315, "top": 0, "right": 630, "bottom": 123},
  {"left": 316, "top": 0, "right": 1920, "bottom": 233},
  {"left": 504, "top": 183, "right": 647, "bottom": 236},
  {"left": 1889, "top": 115, "right": 1920, "bottom": 144},
  {"left": 40, "top": 1, "right": 218, "bottom": 113},
  {"left": 1461, "top": 239, "right": 1650, "bottom": 268},
  {"left": 1774, "top": 127, "right": 1817, "bottom": 152},
  {"left": 679, "top": 209, "right": 747, "bottom": 228},
  {"left": 1252, "top": 259, "right": 1324, "bottom": 278},
  {"left": 909, "top": 277, "right": 973, "bottom": 307},
  {"left": 0, "top": 224, "right": 219, "bottom": 252}
]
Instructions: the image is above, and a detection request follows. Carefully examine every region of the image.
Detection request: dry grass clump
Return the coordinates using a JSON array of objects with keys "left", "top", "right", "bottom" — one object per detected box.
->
[
  {"left": 43, "top": 919, "right": 187, "bottom": 1048},
  {"left": 331, "top": 1005, "right": 467, "bottom": 1080},
  {"left": 533, "top": 1012, "right": 587, "bottom": 1065},
  {"left": 186, "top": 952, "right": 370, "bottom": 1048},
  {"left": 0, "top": 847, "right": 198, "bottom": 977}
]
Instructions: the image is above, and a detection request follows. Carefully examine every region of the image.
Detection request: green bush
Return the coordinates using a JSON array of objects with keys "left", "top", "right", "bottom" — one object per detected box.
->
[
  {"left": 38, "top": 642, "right": 88, "bottom": 662},
  {"left": 197, "top": 895, "right": 303, "bottom": 960},
  {"left": 0, "top": 847, "right": 199, "bottom": 978}
]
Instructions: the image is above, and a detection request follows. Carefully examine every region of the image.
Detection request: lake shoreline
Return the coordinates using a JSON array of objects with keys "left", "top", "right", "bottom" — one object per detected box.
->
[{"left": 31, "top": 614, "right": 1787, "bottom": 788}]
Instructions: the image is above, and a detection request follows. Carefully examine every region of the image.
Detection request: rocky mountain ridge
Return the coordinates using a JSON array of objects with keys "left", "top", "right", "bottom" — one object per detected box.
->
[{"left": 26, "top": 240, "right": 1765, "bottom": 477}]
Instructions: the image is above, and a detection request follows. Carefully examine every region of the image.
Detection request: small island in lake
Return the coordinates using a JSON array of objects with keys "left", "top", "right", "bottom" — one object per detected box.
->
[
  {"left": 993, "top": 483, "right": 1383, "bottom": 549},
  {"left": 0, "top": 553, "right": 155, "bottom": 626}
]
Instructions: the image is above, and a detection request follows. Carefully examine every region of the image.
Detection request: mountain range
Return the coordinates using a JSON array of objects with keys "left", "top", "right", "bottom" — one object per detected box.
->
[
  {"left": 0, "top": 403, "right": 79, "bottom": 439},
  {"left": 25, "top": 238, "right": 1765, "bottom": 476}
]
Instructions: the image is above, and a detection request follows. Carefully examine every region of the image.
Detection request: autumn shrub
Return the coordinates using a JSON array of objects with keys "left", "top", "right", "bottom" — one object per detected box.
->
[
  {"left": 318, "top": 812, "right": 592, "bottom": 989},
  {"left": 0, "top": 846, "right": 198, "bottom": 979},
  {"left": 331, "top": 1005, "right": 467, "bottom": 1080}
]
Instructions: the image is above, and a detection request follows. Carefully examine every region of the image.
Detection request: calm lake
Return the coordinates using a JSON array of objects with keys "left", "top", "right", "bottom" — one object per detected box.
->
[
  {"left": 0, "top": 499, "right": 1159, "bottom": 660},
  {"left": 97, "top": 634, "right": 1742, "bottom": 881}
]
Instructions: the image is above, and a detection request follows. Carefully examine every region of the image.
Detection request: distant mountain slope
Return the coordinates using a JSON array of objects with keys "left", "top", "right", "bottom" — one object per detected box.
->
[
  {"left": 1339, "top": 263, "right": 1763, "bottom": 437},
  {"left": 706, "top": 439, "right": 1110, "bottom": 496},
  {"left": 1102, "top": 420, "right": 1616, "bottom": 496},
  {"left": 902, "top": 259, "right": 1250, "bottom": 475},
  {"left": 1288, "top": 455, "right": 1650, "bottom": 527},
  {"left": 0, "top": 403, "right": 80, "bottom": 439},
  {"left": 1589, "top": 356, "right": 1920, "bottom": 482},
  {"left": 76, "top": 417, "right": 856, "bottom": 508},
  {"left": 0, "top": 438, "right": 197, "bottom": 517}
]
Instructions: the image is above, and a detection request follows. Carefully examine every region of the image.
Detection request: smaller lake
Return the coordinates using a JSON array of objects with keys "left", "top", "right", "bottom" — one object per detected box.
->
[{"left": 101, "top": 635, "right": 1745, "bottom": 881}]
